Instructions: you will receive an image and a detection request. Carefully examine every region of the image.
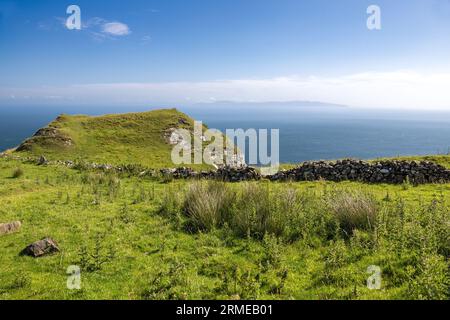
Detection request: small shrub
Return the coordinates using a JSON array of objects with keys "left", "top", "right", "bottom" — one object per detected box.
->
[
  {"left": 159, "top": 187, "right": 184, "bottom": 219},
  {"left": 3, "top": 272, "right": 32, "bottom": 291},
  {"left": 140, "top": 260, "right": 190, "bottom": 300},
  {"left": 275, "top": 188, "right": 302, "bottom": 240},
  {"left": 64, "top": 193, "right": 70, "bottom": 204},
  {"left": 133, "top": 186, "right": 148, "bottom": 204},
  {"left": 268, "top": 268, "right": 289, "bottom": 295},
  {"left": 324, "top": 239, "right": 350, "bottom": 270},
  {"left": 76, "top": 233, "right": 116, "bottom": 272},
  {"left": 328, "top": 190, "right": 378, "bottom": 236},
  {"left": 107, "top": 176, "right": 121, "bottom": 199},
  {"left": 12, "top": 167, "right": 24, "bottom": 178},
  {"left": 215, "top": 265, "right": 261, "bottom": 300},
  {"left": 261, "top": 233, "right": 283, "bottom": 270},
  {"left": 406, "top": 253, "right": 449, "bottom": 300},
  {"left": 349, "top": 229, "right": 374, "bottom": 252},
  {"left": 284, "top": 189, "right": 337, "bottom": 243},
  {"left": 320, "top": 239, "right": 356, "bottom": 287},
  {"left": 402, "top": 176, "right": 411, "bottom": 190},
  {"left": 118, "top": 204, "right": 136, "bottom": 224}
]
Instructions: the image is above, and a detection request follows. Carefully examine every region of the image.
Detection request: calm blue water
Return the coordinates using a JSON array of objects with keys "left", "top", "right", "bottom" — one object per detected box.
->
[{"left": 1, "top": 105, "right": 450, "bottom": 163}]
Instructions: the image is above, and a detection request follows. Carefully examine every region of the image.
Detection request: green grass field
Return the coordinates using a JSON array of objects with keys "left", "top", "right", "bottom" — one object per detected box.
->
[{"left": 1, "top": 157, "right": 448, "bottom": 300}]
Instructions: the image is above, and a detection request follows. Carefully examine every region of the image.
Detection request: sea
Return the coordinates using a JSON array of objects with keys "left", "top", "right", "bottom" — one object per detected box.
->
[{"left": 1, "top": 105, "right": 450, "bottom": 164}]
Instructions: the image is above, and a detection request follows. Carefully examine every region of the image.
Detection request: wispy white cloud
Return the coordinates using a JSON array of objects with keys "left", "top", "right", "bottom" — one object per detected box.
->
[
  {"left": 37, "top": 22, "right": 52, "bottom": 31},
  {"left": 2, "top": 71, "right": 450, "bottom": 110},
  {"left": 47, "top": 16, "right": 131, "bottom": 40},
  {"left": 140, "top": 35, "right": 151, "bottom": 45},
  {"left": 82, "top": 17, "right": 107, "bottom": 29},
  {"left": 101, "top": 22, "right": 131, "bottom": 36},
  {"left": 83, "top": 18, "right": 131, "bottom": 40}
]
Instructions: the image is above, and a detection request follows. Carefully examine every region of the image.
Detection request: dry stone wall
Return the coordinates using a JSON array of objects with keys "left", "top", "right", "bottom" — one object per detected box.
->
[
  {"left": 269, "top": 159, "right": 450, "bottom": 184},
  {"left": 2, "top": 153, "right": 450, "bottom": 185}
]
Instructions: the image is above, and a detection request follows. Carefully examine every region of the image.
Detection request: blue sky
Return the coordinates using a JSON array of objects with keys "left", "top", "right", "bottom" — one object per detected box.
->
[{"left": 1, "top": 0, "right": 450, "bottom": 108}]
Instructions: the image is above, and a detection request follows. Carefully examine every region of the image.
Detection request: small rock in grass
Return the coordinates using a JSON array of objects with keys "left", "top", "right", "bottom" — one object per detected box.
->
[
  {"left": 20, "top": 238, "right": 60, "bottom": 257},
  {"left": 37, "top": 155, "right": 48, "bottom": 165},
  {"left": 0, "top": 221, "right": 22, "bottom": 236}
]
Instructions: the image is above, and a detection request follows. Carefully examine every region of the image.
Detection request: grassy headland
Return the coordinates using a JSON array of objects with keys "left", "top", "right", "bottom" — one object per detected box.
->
[{"left": 12, "top": 108, "right": 204, "bottom": 169}]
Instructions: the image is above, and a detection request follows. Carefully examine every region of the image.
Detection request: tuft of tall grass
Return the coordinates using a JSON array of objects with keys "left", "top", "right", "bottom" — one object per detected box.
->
[
  {"left": 12, "top": 167, "right": 24, "bottom": 179},
  {"left": 183, "top": 181, "right": 234, "bottom": 231},
  {"left": 159, "top": 187, "right": 184, "bottom": 221},
  {"left": 327, "top": 190, "right": 378, "bottom": 236},
  {"left": 164, "top": 181, "right": 339, "bottom": 241}
]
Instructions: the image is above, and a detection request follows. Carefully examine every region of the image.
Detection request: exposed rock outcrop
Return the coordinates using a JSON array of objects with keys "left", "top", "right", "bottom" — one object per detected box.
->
[
  {"left": 16, "top": 127, "right": 73, "bottom": 152},
  {"left": 163, "top": 127, "right": 246, "bottom": 168}
]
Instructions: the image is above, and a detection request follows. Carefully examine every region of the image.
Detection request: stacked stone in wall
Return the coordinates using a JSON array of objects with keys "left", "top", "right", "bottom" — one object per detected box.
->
[
  {"left": 268, "top": 159, "right": 450, "bottom": 184},
  {"left": 214, "top": 166, "right": 261, "bottom": 182},
  {"left": 159, "top": 166, "right": 261, "bottom": 182},
  {"left": 2, "top": 153, "right": 450, "bottom": 185}
]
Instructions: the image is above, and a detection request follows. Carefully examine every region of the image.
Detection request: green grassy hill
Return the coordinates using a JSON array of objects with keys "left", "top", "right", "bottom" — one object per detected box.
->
[{"left": 13, "top": 108, "right": 202, "bottom": 169}]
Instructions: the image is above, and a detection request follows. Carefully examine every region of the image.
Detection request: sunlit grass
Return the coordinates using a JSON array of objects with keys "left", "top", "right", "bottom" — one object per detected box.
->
[{"left": 0, "top": 157, "right": 448, "bottom": 300}]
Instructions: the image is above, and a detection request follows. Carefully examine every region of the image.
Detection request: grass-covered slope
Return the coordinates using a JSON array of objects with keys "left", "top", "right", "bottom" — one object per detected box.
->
[{"left": 13, "top": 109, "right": 198, "bottom": 168}]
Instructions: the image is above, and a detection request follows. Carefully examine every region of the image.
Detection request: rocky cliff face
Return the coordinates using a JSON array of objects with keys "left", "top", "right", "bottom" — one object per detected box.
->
[
  {"left": 16, "top": 127, "right": 73, "bottom": 152},
  {"left": 164, "top": 127, "right": 246, "bottom": 169}
]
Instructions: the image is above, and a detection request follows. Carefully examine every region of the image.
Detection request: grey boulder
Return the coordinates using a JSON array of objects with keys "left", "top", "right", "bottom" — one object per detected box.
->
[
  {"left": 20, "top": 238, "right": 60, "bottom": 257},
  {"left": 0, "top": 221, "right": 21, "bottom": 236}
]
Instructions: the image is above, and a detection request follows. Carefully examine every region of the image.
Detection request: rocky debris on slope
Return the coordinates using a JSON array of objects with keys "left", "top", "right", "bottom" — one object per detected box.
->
[
  {"left": 37, "top": 155, "right": 48, "bottom": 165},
  {"left": 164, "top": 128, "right": 191, "bottom": 148},
  {"left": 163, "top": 128, "right": 246, "bottom": 169},
  {"left": 0, "top": 221, "right": 22, "bottom": 236},
  {"left": 268, "top": 159, "right": 450, "bottom": 184},
  {"left": 20, "top": 238, "right": 60, "bottom": 258},
  {"left": 16, "top": 127, "right": 74, "bottom": 152}
]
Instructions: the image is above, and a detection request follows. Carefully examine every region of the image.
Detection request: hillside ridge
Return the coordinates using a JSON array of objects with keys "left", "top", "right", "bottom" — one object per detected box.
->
[{"left": 13, "top": 108, "right": 203, "bottom": 168}]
